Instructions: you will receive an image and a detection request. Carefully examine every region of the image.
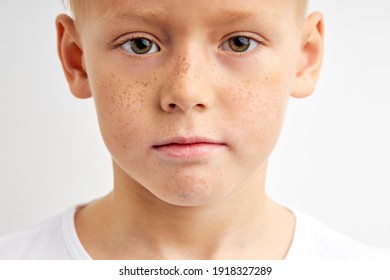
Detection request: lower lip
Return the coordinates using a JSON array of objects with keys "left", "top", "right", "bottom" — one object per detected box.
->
[{"left": 153, "top": 143, "right": 224, "bottom": 159}]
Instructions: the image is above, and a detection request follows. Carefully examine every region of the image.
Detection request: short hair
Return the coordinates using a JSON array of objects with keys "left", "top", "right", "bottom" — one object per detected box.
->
[
  {"left": 300, "top": 0, "right": 309, "bottom": 16},
  {"left": 63, "top": 0, "right": 78, "bottom": 18},
  {"left": 65, "top": 0, "right": 309, "bottom": 20}
]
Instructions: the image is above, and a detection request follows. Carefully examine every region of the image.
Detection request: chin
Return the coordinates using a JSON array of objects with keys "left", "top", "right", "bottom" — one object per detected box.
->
[{"left": 152, "top": 182, "right": 223, "bottom": 207}]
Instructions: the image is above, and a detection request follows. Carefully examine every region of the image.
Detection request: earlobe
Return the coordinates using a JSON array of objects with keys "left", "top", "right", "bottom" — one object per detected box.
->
[
  {"left": 291, "top": 12, "right": 324, "bottom": 99},
  {"left": 56, "top": 14, "right": 91, "bottom": 99}
]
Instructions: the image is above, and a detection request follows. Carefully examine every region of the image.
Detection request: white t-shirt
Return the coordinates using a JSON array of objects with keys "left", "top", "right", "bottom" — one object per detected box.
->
[{"left": 0, "top": 205, "right": 389, "bottom": 260}]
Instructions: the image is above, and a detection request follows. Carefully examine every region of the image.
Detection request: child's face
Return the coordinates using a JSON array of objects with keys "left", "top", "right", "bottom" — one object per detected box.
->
[{"left": 62, "top": 0, "right": 320, "bottom": 206}]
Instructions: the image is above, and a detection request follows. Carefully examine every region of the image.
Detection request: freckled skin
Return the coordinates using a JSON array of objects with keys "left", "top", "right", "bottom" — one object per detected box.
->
[
  {"left": 79, "top": 0, "right": 302, "bottom": 207},
  {"left": 57, "top": 0, "right": 323, "bottom": 259}
]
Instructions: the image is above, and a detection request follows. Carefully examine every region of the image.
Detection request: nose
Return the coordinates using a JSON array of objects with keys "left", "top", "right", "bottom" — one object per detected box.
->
[{"left": 159, "top": 50, "right": 214, "bottom": 113}]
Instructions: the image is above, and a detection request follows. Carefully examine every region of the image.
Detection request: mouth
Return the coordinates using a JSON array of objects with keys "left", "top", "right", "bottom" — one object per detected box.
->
[{"left": 152, "top": 137, "right": 226, "bottom": 159}]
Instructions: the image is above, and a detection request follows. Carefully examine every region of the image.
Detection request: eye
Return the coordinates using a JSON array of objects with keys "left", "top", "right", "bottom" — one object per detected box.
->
[
  {"left": 220, "top": 36, "right": 259, "bottom": 53},
  {"left": 120, "top": 37, "right": 160, "bottom": 55}
]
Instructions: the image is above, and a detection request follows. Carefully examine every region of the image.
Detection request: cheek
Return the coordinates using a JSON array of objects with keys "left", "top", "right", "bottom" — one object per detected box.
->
[
  {"left": 221, "top": 68, "right": 291, "bottom": 161},
  {"left": 228, "top": 73, "right": 288, "bottom": 129},
  {"left": 90, "top": 70, "right": 157, "bottom": 157},
  {"left": 218, "top": 51, "right": 293, "bottom": 133}
]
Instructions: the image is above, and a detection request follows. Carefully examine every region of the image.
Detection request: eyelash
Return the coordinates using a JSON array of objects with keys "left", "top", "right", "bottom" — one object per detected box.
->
[
  {"left": 118, "top": 35, "right": 160, "bottom": 56},
  {"left": 219, "top": 35, "right": 262, "bottom": 56},
  {"left": 116, "top": 34, "right": 263, "bottom": 57}
]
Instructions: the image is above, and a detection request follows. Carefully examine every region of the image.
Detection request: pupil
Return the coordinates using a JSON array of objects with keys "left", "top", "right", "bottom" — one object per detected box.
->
[
  {"left": 229, "top": 36, "right": 251, "bottom": 52},
  {"left": 135, "top": 38, "right": 150, "bottom": 50},
  {"left": 235, "top": 37, "right": 250, "bottom": 47},
  {"left": 131, "top": 38, "right": 152, "bottom": 54}
]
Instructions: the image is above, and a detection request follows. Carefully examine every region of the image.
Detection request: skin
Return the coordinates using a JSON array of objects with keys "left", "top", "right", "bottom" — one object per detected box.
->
[{"left": 56, "top": 0, "right": 324, "bottom": 259}]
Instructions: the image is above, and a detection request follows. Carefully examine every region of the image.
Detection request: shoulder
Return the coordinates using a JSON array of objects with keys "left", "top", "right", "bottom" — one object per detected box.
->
[
  {"left": 286, "top": 208, "right": 390, "bottom": 260},
  {"left": 0, "top": 207, "right": 79, "bottom": 260}
]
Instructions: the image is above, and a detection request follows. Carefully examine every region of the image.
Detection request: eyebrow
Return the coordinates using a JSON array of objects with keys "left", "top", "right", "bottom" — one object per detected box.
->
[
  {"left": 217, "top": 10, "right": 278, "bottom": 22},
  {"left": 99, "top": 7, "right": 171, "bottom": 24},
  {"left": 99, "top": 6, "right": 279, "bottom": 26}
]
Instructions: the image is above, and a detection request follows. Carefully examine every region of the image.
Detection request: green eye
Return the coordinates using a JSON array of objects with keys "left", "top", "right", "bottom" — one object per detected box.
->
[
  {"left": 229, "top": 36, "right": 251, "bottom": 52},
  {"left": 221, "top": 36, "right": 259, "bottom": 53},
  {"left": 121, "top": 37, "right": 160, "bottom": 55}
]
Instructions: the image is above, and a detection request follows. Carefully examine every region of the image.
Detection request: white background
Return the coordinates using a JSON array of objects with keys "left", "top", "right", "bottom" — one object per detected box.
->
[{"left": 0, "top": 1, "right": 389, "bottom": 249}]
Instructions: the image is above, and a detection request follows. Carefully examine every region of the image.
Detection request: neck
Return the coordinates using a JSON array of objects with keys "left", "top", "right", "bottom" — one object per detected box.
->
[{"left": 75, "top": 161, "right": 295, "bottom": 259}]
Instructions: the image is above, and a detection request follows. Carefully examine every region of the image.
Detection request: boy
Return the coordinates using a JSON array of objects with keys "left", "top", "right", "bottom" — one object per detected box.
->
[{"left": 0, "top": 0, "right": 388, "bottom": 259}]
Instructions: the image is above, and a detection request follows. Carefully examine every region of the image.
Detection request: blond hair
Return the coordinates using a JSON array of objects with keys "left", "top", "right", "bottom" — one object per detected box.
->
[
  {"left": 65, "top": 0, "right": 308, "bottom": 20},
  {"left": 63, "top": 0, "right": 78, "bottom": 18}
]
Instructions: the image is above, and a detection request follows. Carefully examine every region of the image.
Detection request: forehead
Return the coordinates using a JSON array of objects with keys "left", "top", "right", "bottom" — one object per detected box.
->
[{"left": 74, "top": 0, "right": 304, "bottom": 26}]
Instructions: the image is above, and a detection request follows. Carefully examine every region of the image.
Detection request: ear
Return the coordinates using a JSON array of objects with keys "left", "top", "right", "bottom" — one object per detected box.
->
[
  {"left": 291, "top": 12, "right": 324, "bottom": 98},
  {"left": 56, "top": 14, "right": 92, "bottom": 99}
]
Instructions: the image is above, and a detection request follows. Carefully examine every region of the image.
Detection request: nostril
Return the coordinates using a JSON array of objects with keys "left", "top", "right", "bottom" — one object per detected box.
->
[
  {"left": 196, "top": 104, "right": 206, "bottom": 110},
  {"left": 162, "top": 101, "right": 208, "bottom": 112}
]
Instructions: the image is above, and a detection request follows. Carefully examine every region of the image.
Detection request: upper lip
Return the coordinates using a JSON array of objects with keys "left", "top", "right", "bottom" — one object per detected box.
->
[{"left": 153, "top": 136, "right": 225, "bottom": 147}]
